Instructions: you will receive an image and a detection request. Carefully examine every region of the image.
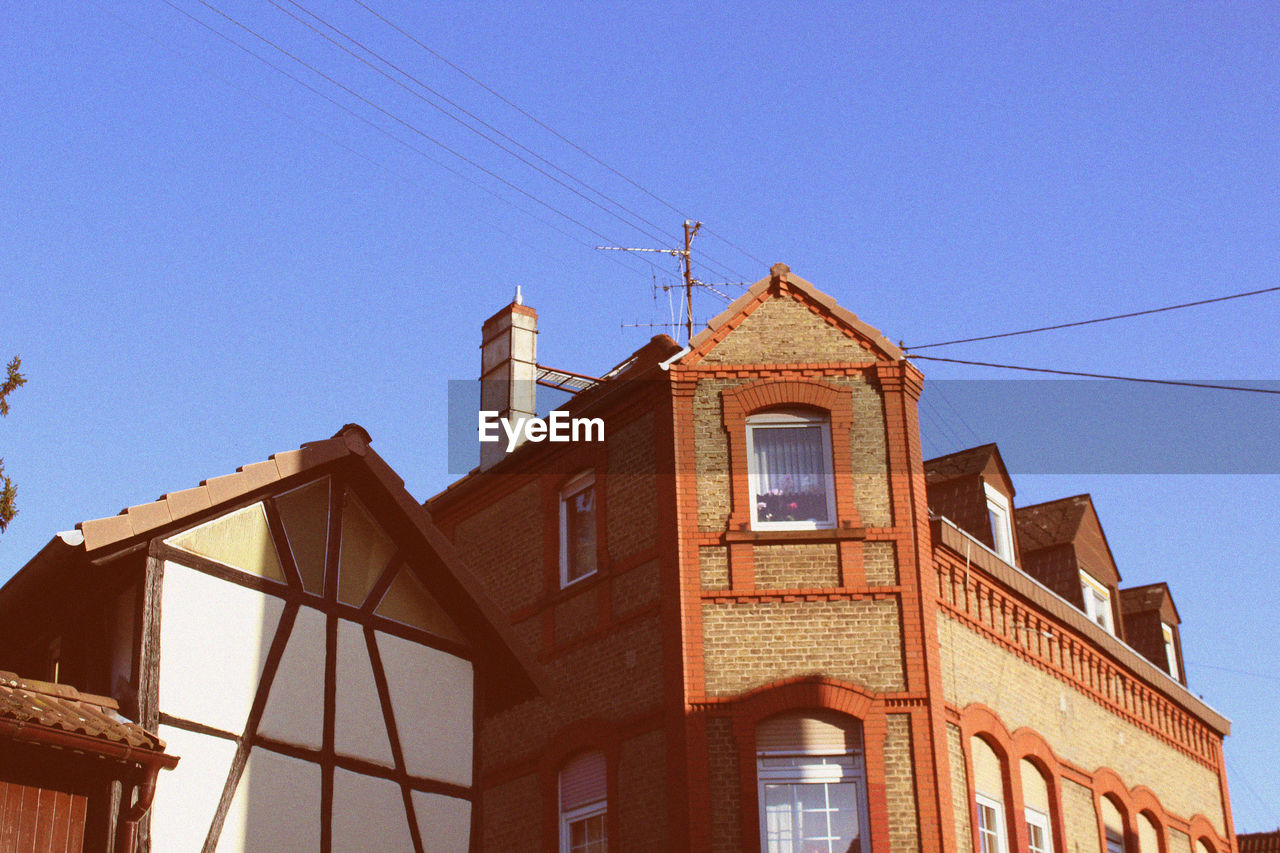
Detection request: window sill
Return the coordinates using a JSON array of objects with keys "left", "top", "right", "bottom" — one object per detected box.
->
[{"left": 724, "top": 525, "right": 866, "bottom": 543}]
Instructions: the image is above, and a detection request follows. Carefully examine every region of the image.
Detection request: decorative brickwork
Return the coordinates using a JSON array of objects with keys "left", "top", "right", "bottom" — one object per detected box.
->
[
  {"left": 692, "top": 378, "right": 736, "bottom": 532},
  {"left": 947, "top": 723, "right": 974, "bottom": 853},
  {"left": 698, "top": 294, "right": 879, "bottom": 365},
  {"left": 864, "top": 540, "right": 899, "bottom": 586},
  {"left": 938, "top": 613, "right": 1225, "bottom": 835},
  {"left": 705, "top": 716, "right": 743, "bottom": 853},
  {"left": 700, "top": 599, "right": 905, "bottom": 697},
  {"left": 699, "top": 546, "right": 730, "bottom": 590},
  {"left": 885, "top": 714, "right": 922, "bottom": 852},
  {"left": 753, "top": 543, "right": 840, "bottom": 589}
]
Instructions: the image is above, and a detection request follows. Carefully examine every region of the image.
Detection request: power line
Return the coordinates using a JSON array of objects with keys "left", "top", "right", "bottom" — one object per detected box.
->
[
  {"left": 148, "top": 0, "right": 653, "bottom": 281},
  {"left": 906, "top": 355, "right": 1280, "bottom": 395},
  {"left": 904, "top": 286, "right": 1280, "bottom": 351},
  {"left": 184, "top": 0, "right": 674, "bottom": 277},
  {"left": 347, "top": 0, "right": 770, "bottom": 273}
]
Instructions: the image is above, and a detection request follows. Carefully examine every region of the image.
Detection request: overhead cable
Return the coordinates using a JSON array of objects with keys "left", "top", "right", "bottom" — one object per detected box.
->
[
  {"left": 905, "top": 286, "right": 1280, "bottom": 351},
  {"left": 905, "top": 355, "right": 1280, "bottom": 395}
]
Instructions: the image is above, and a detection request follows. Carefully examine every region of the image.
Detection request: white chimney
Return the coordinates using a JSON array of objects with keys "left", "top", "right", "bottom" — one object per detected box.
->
[{"left": 479, "top": 292, "right": 537, "bottom": 469}]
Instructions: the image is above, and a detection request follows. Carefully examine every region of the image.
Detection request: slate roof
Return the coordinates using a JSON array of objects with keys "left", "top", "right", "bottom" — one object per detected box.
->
[
  {"left": 1120, "top": 583, "right": 1170, "bottom": 615},
  {"left": 924, "top": 444, "right": 1001, "bottom": 484},
  {"left": 0, "top": 670, "right": 169, "bottom": 756},
  {"left": 1015, "top": 494, "right": 1092, "bottom": 550}
]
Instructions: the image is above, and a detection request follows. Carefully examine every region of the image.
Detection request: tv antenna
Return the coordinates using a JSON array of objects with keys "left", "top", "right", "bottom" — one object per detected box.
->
[{"left": 600, "top": 220, "right": 745, "bottom": 344}]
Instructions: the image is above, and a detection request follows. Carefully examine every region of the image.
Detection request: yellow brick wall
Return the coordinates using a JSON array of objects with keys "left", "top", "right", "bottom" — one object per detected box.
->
[
  {"left": 699, "top": 295, "right": 878, "bottom": 365},
  {"left": 700, "top": 546, "right": 730, "bottom": 590},
  {"left": 606, "top": 411, "right": 657, "bottom": 561},
  {"left": 1168, "top": 827, "right": 1193, "bottom": 853},
  {"left": 938, "top": 614, "right": 1225, "bottom": 835},
  {"left": 706, "top": 716, "right": 744, "bottom": 853},
  {"left": 754, "top": 543, "right": 840, "bottom": 588},
  {"left": 701, "top": 599, "right": 904, "bottom": 697},
  {"left": 864, "top": 541, "right": 899, "bottom": 585},
  {"left": 1061, "top": 777, "right": 1099, "bottom": 852},
  {"left": 885, "top": 714, "right": 921, "bottom": 852}
]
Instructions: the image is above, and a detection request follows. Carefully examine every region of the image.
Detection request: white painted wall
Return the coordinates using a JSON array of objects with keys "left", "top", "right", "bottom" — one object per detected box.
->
[
  {"left": 378, "top": 631, "right": 474, "bottom": 787},
  {"left": 258, "top": 605, "right": 326, "bottom": 750},
  {"left": 411, "top": 791, "right": 471, "bottom": 853},
  {"left": 216, "top": 747, "right": 321, "bottom": 853},
  {"left": 151, "top": 724, "right": 238, "bottom": 852},
  {"left": 159, "top": 561, "right": 282, "bottom": 734},
  {"left": 331, "top": 769, "right": 414, "bottom": 852},
  {"left": 334, "top": 618, "right": 394, "bottom": 766}
]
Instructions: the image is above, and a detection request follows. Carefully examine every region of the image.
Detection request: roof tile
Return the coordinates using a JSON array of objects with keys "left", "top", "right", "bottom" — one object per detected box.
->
[
  {"left": 122, "top": 498, "right": 174, "bottom": 536},
  {"left": 236, "top": 459, "right": 281, "bottom": 492},
  {"left": 77, "top": 513, "right": 136, "bottom": 551},
  {"left": 0, "top": 670, "right": 167, "bottom": 754}
]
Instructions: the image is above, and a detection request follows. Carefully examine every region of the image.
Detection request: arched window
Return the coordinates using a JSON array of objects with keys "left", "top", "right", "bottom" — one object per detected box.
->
[
  {"left": 970, "top": 736, "right": 1008, "bottom": 853},
  {"left": 756, "top": 711, "right": 867, "bottom": 853},
  {"left": 746, "top": 410, "right": 836, "bottom": 531},
  {"left": 1136, "top": 812, "right": 1161, "bottom": 853},
  {"left": 1100, "top": 796, "right": 1127, "bottom": 853},
  {"left": 559, "top": 751, "right": 607, "bottom": 853},
  {"left": 1020, "top": 758, "right": 1054, "bottom": 853}
]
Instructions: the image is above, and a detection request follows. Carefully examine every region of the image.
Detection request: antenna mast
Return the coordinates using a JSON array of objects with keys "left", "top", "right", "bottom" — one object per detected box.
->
[{"left": 598, "top": 219, "right": 706, "bottom": 344}]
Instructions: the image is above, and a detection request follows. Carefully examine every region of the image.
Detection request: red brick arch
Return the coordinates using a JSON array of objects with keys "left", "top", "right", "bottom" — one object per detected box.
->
[{"left": 725, "top": 676, "right": 885, "bottom": 853}]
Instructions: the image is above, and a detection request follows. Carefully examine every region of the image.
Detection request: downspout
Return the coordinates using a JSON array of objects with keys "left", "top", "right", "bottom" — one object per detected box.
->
[{"left": 115, "top": 758, "right": 167, "bottom": 853}]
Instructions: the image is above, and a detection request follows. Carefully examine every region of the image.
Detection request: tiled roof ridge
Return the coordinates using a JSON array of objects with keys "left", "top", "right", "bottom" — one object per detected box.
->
[
  {"left": 0, "top": 669, "right": 117, "bottom": 710},
  {"left": 73, "top": 425, "right": 371, "bottom": 552}
]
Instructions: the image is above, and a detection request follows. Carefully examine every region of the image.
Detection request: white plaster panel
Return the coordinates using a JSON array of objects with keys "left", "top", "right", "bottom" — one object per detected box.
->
[
  {"left": 258, "top": 605, "right": 325, "bottom": 749},
  {"left": 216, "top": 747, "right": 321, "bottom": 853},
  {"left": 150, "top": 725, "right": 238, "bottom": 852},
  {"left": 332, "top": 769, "right": 413, "bottom": 853},
  {"left": 377, "top": 631, "right": 473, "bottom": 787},
  {"left": 334, "top": 618, "right": 395, "bottom": 766},
  {"left": 412, "top": 791, "right": 471, "bottom": 853},
  {"left": 159, "top": 561, "right": 283, "bottom": 734}
]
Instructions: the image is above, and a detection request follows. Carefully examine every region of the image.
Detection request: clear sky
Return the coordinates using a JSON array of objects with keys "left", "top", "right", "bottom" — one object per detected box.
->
[{"left": 3, "top": 0, "right": 1278, "bottom": 833}]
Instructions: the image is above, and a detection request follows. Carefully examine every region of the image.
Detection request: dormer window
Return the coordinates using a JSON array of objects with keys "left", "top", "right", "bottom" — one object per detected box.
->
[
  {"left": 984, "top": 484, "right": 1015, "bottom": 564},
  {"left": 560, "top": 471, "right": 597, "bottom": 586},
  {"left": 1162, "top": 622, "right": 1180, "bottom": 679},
  {"left": 1080, "top": 571, "right": 1114, "bottom": 634},
  {"left": 746, "top": 410, "right": 836, "bottom": 531}
]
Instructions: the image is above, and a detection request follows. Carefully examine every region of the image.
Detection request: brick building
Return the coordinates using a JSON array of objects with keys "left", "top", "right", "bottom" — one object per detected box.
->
[{"left": 428, "top": 264, "right": 1235, "bottom": 852}]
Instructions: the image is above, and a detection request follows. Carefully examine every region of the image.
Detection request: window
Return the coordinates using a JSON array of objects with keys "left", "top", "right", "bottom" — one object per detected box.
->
[
  {"left": 757, "top": 712, "right": 867, "bottom": 853},
  {"left": 560, "top": 471, "right": 597, "bottom": 586},
  {"left": 1162, "top": 623, "right": 1180, "bottom": 679},
  {"left": 1025, "top": 807, "right": 1053, "bottom": 853},
  {"left": 560, "top": 751, "right": 607, "bottom": 853},
  {"left": 1105, "top": 829, "right": 1126, "bottom": 853},
  {"left": 1080, "top": 571, "right": 1114, "bottom": 634},
  {"left": 746, "top": 410, "right": 836, "bottom": 531},
  {"left": 975, "top": 794, "right": 1008, "bottom": 853},
  {"left": 984, "top": 484, "right": 1015, "bottom": 564}
]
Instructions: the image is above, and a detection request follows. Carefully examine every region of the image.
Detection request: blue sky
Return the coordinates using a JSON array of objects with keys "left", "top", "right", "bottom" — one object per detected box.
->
[{"left": 3, "top": 0, "right": 1278, "bottom": 833}]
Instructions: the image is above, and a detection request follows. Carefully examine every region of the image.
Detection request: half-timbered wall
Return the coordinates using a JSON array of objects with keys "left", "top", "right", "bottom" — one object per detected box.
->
[{"left": 147, "top": 476, "right": 475, "bottom": 853}]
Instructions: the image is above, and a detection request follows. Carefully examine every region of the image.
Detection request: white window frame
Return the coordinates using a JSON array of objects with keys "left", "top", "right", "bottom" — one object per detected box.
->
[
  {"left": 560, "top": 799, "right": 607, "bottom": 853},
  {"left": 746, "top": 410, "right": 837, "bottom": 532},
  {"left": 757, "top": 752, "right": 869, "bottom": 853},
  {"left": 975, "top": 793, "right": 1009, "bottom": 853},
  {"left": 984, "top": 484, "right": 1015, "bottom": 565},
  {"left": 1079, "top": 571, "right": 1114, "bottom": 634},
  {"left": 1162, "top": 622, "right": 1180, "bottom": 680},
  {"left": 1025, "top": 806, "right": 1053, "bottom": 853},
  {"left": 559, "top": 470, "right": 597, "bottom": 588}
]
